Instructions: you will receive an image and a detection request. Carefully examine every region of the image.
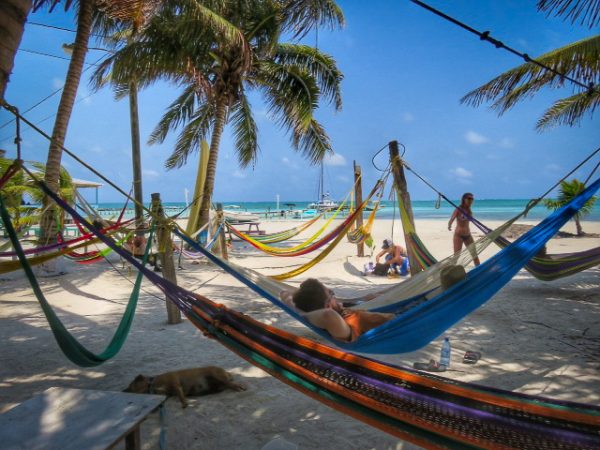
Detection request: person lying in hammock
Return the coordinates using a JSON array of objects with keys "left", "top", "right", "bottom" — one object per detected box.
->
[{"left": 280, "top": 279, "right": 395, "bottom": 342}]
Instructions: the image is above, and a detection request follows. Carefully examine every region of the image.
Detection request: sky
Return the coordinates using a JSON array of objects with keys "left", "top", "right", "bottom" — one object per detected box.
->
[{"left": 1, "top": 0, "right": 598, "bottom": 204}]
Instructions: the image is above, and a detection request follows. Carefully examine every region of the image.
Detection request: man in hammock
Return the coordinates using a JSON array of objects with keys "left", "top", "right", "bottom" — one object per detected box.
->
[{"left": 280, "top": 279, "right": 395, "bottom": 342}]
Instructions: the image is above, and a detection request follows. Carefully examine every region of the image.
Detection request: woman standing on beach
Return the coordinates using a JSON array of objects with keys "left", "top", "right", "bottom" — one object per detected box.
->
[{"left": 448, "top": 193, "right": 481, "bottom": 266}]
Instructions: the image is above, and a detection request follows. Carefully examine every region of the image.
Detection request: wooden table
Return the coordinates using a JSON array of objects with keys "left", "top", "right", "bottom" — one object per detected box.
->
[{"left": 0, "top": 387, "right": 166, "bottom": 450}]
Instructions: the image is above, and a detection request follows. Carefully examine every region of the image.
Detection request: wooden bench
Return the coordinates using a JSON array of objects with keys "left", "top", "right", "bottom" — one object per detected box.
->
[{"left": 0, "top": 387, "right": 166, "bottom": 450}]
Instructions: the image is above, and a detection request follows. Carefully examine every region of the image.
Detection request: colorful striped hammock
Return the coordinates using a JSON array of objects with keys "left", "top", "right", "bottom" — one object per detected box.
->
[
  {"left": 242, "top": 213, "right": 323, "bottom": 244},
  {"left": 29, "top": 181, "right": 600, "bottom": 449}
]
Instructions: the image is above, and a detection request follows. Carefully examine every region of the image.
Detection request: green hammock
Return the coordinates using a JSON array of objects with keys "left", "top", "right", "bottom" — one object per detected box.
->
[{"left": 0, "top": 194, "right": 153, "bottom": 367}]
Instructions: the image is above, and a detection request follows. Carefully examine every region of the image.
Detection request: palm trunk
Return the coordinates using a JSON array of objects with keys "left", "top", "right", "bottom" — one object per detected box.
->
[
  {"left": 0, "top": 0, "right": 31, "bottom": 101},
  {"left": 39, "top": 0, "right": 93, "bottom": 245},
  {"left": 198, "top": 99, "right": 227, "bottom": 229},
  {"left": 575, "top": 216, "right": 584, "bottom": 236}
]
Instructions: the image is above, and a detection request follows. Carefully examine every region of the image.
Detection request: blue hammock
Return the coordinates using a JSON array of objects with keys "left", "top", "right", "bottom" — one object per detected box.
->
[
  {"left": 39, "top": 177, "right": 600, "bottom": 354},
  {"left": 172, "top": 177, "right": 600, "bottom": 354}
]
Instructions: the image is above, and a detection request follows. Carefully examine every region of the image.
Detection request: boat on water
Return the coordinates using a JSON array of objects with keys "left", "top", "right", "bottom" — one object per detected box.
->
[{"left": 308, "top": 191, "right": 339, "bottom": 211}]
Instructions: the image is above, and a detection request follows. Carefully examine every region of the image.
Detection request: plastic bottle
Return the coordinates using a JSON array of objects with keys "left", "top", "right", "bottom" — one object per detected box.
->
[{"left": 440, "top": 337, "right": 451, "bottom": 368}]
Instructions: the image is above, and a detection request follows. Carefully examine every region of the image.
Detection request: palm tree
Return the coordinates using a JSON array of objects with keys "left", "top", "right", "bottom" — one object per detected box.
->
[
  {"left": 93, "top": 0, "right": 344, "bottom": 232},
  {"left": 461, "top": 1, "right": 599, "bottom": 130},
  {"left": 543, "top": 178, "right": 598, "bottom": 235}
]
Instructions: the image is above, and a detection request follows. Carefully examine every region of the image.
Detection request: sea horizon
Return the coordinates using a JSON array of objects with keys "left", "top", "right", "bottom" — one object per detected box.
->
[{"left": 92, "top": 198, "right": 600, "bottom": 222}]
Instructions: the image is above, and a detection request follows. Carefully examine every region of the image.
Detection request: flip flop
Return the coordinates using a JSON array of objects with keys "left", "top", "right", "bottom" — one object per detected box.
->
[
  {"left": 413, "top": 359, "right": 447, "bottom": 372},
  {"left": 463, "top": 351, "right": 481, "bottom": 364}
]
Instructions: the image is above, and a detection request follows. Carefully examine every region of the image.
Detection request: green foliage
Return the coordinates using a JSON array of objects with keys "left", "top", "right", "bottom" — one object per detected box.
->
[
  {"left": 543, "top": 178, "right": 598, "bottom": 219},
  {"left": 461, "top": 34, "right": 600, "bottom": 130},
  {"left": 91, "top": 0, "right": 344, "bottom": 170}
]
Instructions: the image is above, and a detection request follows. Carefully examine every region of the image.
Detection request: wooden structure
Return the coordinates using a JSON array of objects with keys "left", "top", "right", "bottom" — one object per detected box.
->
[
  {"left": 151, "top": 192, "right": 182, "bottom": 324},
  {"left": 0, "top": 387, "right": 165, "bottom": 450},
  {"left": 388, "top": 140, "right": 421, "bottom": 275},
  {"left": 353, "top": 160, "right": 365, "bottom": 257}
]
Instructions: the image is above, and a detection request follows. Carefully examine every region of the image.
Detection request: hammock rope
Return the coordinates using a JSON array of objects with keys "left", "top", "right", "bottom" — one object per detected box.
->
[
  {"left": 0, "top": 194, "right": 154, "bottom": 367},
  {"left": 25, "top": 176, "right": 600, "bottom": 448}
]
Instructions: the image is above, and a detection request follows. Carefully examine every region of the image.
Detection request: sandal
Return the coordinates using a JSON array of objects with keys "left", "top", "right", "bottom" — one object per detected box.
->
[
  {"left": 463, "top": 351, "right": 481, "bottom": 364},
  {"left": 413, "top": 359, "right": 447, "bottom": 372}
]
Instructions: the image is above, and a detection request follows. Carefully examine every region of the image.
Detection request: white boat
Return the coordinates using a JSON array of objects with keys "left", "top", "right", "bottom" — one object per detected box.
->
[
  {"left": 223, "top": 206, "right": 260, "bottom": 224},
  {"left": 308, "top": 192, "right": 339, "bottom": 211}
]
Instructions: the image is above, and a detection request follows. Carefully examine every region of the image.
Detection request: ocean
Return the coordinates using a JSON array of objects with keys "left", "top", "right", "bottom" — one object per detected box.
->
[{"left": 94, "top": 198, "right": 600, "bottom": 222}]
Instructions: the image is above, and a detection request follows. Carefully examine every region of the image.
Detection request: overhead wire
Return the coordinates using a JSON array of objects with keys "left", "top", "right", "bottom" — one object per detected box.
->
[{"left": 409, "top": 0, "right": 596, "bottom": 94}]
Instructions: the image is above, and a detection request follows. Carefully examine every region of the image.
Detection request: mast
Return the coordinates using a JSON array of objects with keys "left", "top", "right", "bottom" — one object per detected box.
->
[{"left": 320, "top": 162, "right": 324, "bottom": 201}]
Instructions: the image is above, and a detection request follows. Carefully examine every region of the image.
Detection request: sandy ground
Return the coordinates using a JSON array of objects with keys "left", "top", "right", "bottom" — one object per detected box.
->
[{"left": 1, "top": 217, "right": 599, "bottom": 450}]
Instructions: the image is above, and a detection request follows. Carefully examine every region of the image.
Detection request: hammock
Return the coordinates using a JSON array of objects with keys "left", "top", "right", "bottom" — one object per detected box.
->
[
  {"left": 32, "top": 182, "right": 600, "bottom": 449},
  {"left": 347, "top": 191, "right": 384, "bottom": 245},
  {"left": 174, "top": 224, "right": 222, "bottom": 260},
  {"left": 242, "top": 213, "right": 323, "bottom": 244},
  {"left": 470, "top": 218, "right": 600, "bottom": 281},
  {"left": 61, "top": 230, "right": 134, "bottom": 264},
  {"left": 173, "top": 178, "right": 600, "bottom": 353},
  {"left": 0, "top": 194, "right": 153, "bottom": 367},
  {"left": 225, "top": 193, "right": 351, "bottom": 256},
  {"left": 398, "top": 162, "right": 600, "bottom": 280}
]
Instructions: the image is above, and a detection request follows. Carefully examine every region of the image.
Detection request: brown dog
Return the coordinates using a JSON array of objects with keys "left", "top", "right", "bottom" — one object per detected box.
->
[{"left": 124, "top": 366, "right": 246, "bottom": 408}]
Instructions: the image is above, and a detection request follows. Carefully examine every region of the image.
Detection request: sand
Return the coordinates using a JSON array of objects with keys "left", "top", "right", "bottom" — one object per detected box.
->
[{"left": 1, "top": 217, "right": 599, "bottom": 450}]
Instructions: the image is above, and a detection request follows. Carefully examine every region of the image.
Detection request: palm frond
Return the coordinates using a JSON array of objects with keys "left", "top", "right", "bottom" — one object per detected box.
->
[
  {"left": 281, "top": 0, "right": 345, "bottom": 39},
  {"left": 164, "top": 103, "right": 215, "bottom": 169},
  {"left": 274, "top": 43, "right": 343, "bottom": 109},
  {"left": 231, "top": 94, "right": 259, "bottom": 168},
  {"left": 148, "top": 86, "right": 202, "bottom": 145},
  {"left": 537, "top": 0, "right": 600, "bottom": 27},
  {"left": 293, "top": 117, "right": 332, "bottom": 164},
  {"left": 536, "top": 89, "right": 600, "bottom": 129}
]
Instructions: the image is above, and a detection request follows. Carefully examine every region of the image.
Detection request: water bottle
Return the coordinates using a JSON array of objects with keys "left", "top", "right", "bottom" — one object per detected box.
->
[{"left": 440, "top": 337, "right": 451, "bottom": 368}]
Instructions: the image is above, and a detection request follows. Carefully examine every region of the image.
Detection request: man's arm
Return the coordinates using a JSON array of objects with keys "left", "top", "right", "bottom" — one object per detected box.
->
[{"left": 304, "top": 309, "right": 352, "bottom": 341}]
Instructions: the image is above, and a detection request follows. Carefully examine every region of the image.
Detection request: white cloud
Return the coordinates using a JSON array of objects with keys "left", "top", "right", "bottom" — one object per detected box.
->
[
  {"left": 233, "top": 170, "right": 246, "bottom": 179},
  {"left": 336, "top": 175, "right": 350, "bottom": 183},
  {"left": 402, "top": 112, "right": 414, "bottom": 122},
  {"left": 52, "top": 78, "right": 64, "bottom": 89},
  {"left": 450, "top": 167, "right": 473, "bottom": 179},
  {"left": 545, "top": 163, "right": 561, "bottom": 173},
  {"left": 324, "top": 152, "right": 346, "bottom": 166},
  {"left": 465, "top": 130, "right": 489, "bottom": 145},
  {"left": 89, "top": 145, "right": 104, "bottom": 154},
  {"left": 143, "top": 169, "right": 160, "bottom": 178},
  {"left": 499, "top": 137, "right": 514, "bottom": 149},
  {"left": 281, "top": 157, "right": 297, "bottom": 168}
]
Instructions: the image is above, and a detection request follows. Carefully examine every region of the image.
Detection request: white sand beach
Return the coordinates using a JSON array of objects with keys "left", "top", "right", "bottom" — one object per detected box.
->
[{"left": 1, "top": 217, "right": 599, "bottom": 449}]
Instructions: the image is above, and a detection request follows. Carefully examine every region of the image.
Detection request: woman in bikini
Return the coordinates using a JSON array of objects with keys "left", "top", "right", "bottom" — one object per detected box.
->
[{"left": 448, "top": 192, "right": 481, "bottom": 266}]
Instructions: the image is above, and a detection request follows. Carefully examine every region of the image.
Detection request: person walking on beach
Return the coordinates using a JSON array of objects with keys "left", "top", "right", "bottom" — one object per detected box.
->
[{"left": 448, "top": 193, "right": 481, "bottom": 266}]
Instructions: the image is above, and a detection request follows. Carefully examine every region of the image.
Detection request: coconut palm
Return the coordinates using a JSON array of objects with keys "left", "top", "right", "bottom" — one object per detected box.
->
[
  {"left": 93, "top": 0, "right": 344, "bottom": 231},
  {"left": 461, "top": 1, "right": 600, "bottom": 130},
  {"left": 543, "top": 178, "right": 598, "bottom": 235}
]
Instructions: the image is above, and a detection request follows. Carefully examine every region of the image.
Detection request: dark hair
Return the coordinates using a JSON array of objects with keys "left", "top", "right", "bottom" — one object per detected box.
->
[
  {"left": 460, "top": 192, "right": 474, "bottom": 214},
  {"left": 292, "top": 278, "right": 329, "bottom": 312}
]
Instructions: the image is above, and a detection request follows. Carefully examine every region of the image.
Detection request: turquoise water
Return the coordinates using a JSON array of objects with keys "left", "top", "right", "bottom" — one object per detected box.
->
[{"left": 95, "top": 198, "right": 600, "bottom": 222}]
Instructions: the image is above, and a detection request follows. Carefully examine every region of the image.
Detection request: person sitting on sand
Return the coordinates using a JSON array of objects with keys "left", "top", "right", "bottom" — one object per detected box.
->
[
  {"left": 375, "top": 239, "right": 408, "bottom": 275},
  {"left": 280, "top": 278, "right": 395, "bottom": 342},
  {"left": 448, "top": 193, "right": 481, "bottom": 266}
]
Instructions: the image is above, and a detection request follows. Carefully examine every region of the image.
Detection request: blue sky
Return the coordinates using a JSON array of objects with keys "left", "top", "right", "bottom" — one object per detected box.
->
[{"left": 1, "top": 0, "right": 598, "bottom": 204}]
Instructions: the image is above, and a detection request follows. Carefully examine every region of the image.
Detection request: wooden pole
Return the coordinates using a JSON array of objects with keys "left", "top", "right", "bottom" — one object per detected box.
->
[
  {"left": 388, "top": 140, "right": 421, "bottom": 275},
  {"left": 129, "top": 81, "right": 144, "bottom": 238},
  {"left": 216, "top": 203, "right": 228, "bottom": 260},
  {"left": 353, "top": 161, "right": 365, "bottom": 257},
  {"left": 151, "top": 192, "right": 182, "bottom": 324}
]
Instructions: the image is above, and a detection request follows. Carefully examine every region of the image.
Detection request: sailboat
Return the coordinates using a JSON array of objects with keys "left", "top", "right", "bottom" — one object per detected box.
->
[{"left": 307, "top": 163, "right": 339, "bottom": 211}]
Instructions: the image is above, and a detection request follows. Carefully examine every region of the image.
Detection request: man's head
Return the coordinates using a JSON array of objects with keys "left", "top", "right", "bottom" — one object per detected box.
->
[
  {"left": 382, "top": 238, "right": 393, "bottom": 250},
  {"left": 292, "top": 278, "right": 332, "bottom": 312}
]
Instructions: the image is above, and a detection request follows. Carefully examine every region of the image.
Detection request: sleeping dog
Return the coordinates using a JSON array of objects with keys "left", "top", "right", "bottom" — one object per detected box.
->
[{"left": 124, "top": 366, "right": 246, "bottom": 408}]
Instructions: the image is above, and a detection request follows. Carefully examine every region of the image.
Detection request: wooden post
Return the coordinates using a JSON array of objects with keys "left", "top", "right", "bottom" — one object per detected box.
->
[
  {"left": 151, "top": 193, "right": 182, "bottom": 324},
  {"left": 388, "top": 140, "right": 421, "bottom": 275},
  {"left": 216, "top": 203, "right": 228, "bottom": 260},
  {"left": 353, "top": 161, "right": 365, "bottom": 257}
]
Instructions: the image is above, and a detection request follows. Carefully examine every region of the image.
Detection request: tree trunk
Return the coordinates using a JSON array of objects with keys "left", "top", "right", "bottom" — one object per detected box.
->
[
  {"left": 198, "top": 99, "right": 227, "bottom": 229},
  {"left": 575, "top": 216, "right": 584, "bottom": 236},
  {"left": 39, "top": 0, "right": 93, "bottom": 245},
  {"left": 0, "top": 0, "right": 31, "bottom": 102},
  {"left": 129, "top": 81, "right": 145, "bottom": 236}
]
